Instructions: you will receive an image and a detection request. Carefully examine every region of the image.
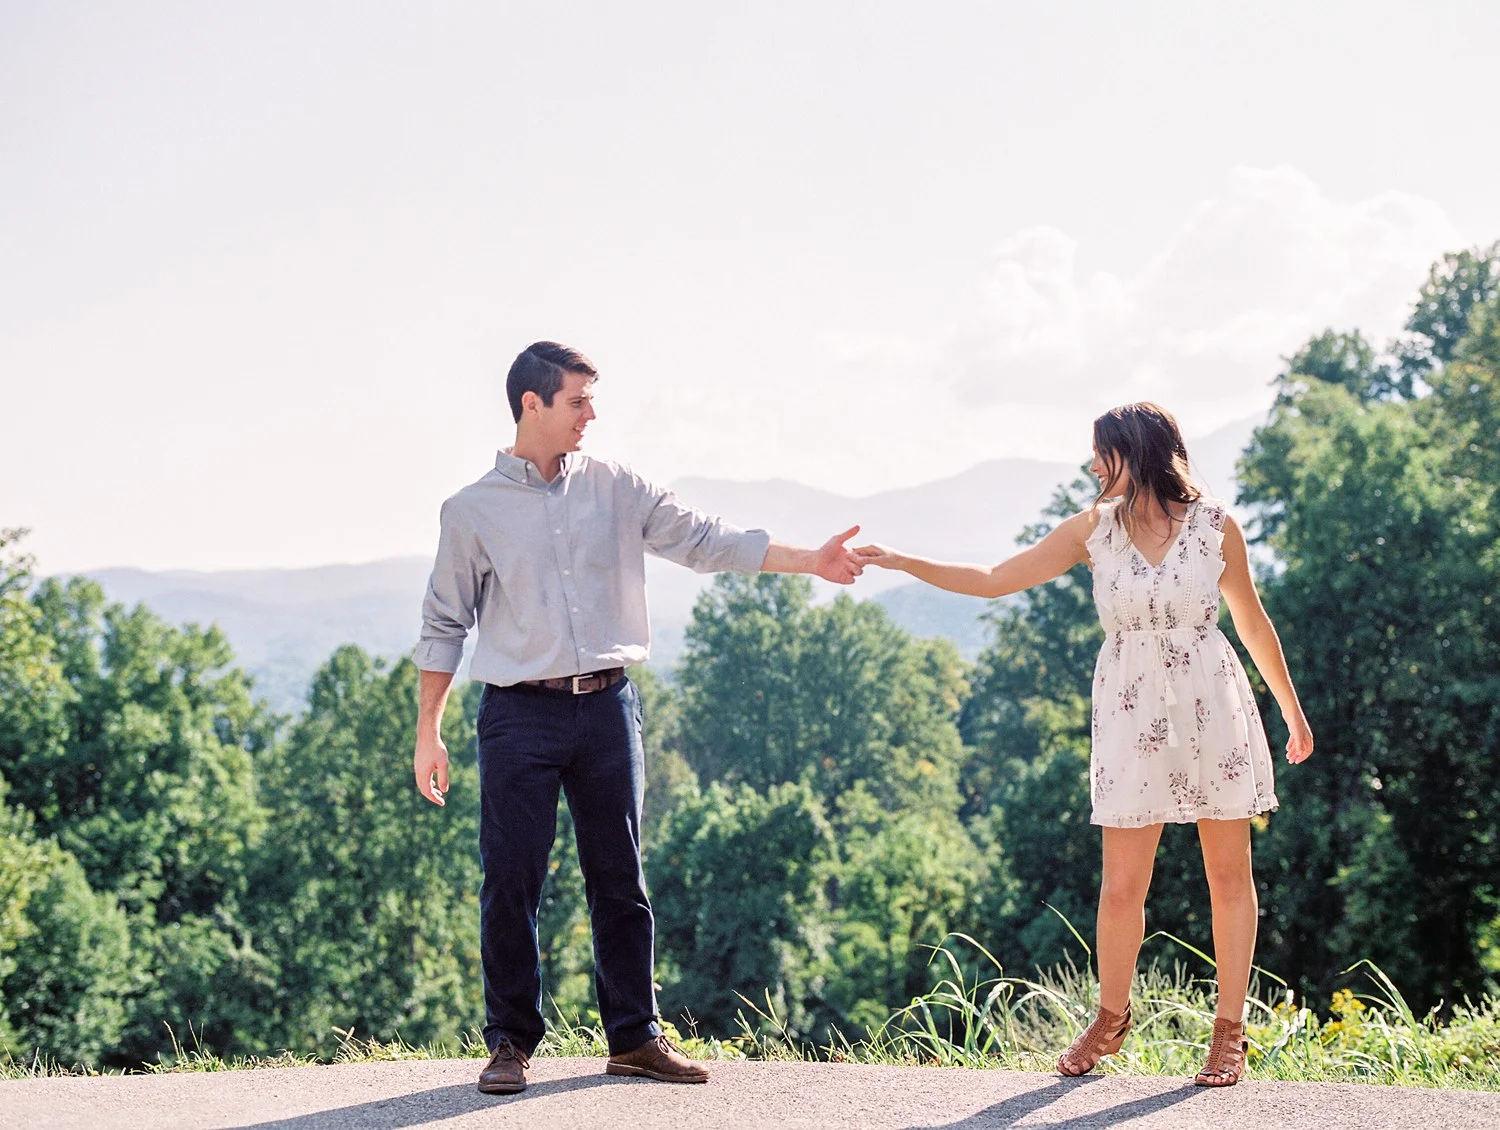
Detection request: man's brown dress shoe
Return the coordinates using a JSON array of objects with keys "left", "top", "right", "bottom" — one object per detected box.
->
[
  {"left": 477, "top": 1038, "right": 530, "bottom": 1094},
  {"left": 605, "top": 1034, "right": 711, "bottom": 1083}
]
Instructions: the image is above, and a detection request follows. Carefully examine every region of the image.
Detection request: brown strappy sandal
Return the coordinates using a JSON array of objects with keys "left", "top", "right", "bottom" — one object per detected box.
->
[
  {"left": 1056, "top": 1002, "right": 1132, "bottom": 1076},
  {"left": 1194, "top": 1016, "right": 1249, "bottom": 1086}
]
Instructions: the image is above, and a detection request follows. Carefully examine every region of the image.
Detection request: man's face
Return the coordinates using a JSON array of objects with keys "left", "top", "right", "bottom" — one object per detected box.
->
[{"left": 526, "top": 371, "right": 596, "bottom": 454}]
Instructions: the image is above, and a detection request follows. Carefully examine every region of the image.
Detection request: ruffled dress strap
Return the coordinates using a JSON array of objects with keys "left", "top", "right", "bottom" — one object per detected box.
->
[
  {"left": 1191, "top": 497, "right": 1229, "bottom": 558},
  {"left": 1085, "top": 501, "right": 1125, "bottom": 568}
]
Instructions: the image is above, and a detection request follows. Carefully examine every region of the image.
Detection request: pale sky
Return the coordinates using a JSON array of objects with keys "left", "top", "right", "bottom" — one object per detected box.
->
[{"left": 3, "top": 1, "right": 1497, "bottom": 573}]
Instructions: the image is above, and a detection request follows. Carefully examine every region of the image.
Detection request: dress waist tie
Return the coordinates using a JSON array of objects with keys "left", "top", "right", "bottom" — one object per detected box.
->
[{"left": 1116, "top": 627, "right": 1199, "bottom": 748}]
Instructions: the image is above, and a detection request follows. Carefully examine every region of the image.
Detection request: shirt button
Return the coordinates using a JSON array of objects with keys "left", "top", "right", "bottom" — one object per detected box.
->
[
  {"left": 554, "top": 529, "right": 562, "bottom": 535},
  {"left": 563, "top": 569, "right": 571, "bottom": 576},
  {"left": 572, "top": 607, "right": 580, "bottom": 613}
]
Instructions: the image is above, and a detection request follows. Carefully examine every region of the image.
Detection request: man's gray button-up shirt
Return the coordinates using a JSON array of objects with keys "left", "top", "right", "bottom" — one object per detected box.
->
[{"left": 412, "top": 450, "right": 771, "bottom": 687}]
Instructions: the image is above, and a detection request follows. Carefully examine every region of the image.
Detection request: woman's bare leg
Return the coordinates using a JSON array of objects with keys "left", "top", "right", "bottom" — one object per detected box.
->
[
  {"left": 1096, "top": 824, "right": 1164, "bottom": 1013},
  {"left": 1197, "top": 818, "right": 1256, "bottom": 1020}
]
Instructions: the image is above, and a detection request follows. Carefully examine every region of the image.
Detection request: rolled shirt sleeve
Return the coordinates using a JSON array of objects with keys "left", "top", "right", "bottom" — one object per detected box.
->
[
  {"left": 638, "top": 480, "right": 771, "bottom": 574},
  {"left": 413, "top": 497, "right": 487, "bottom": 673}
]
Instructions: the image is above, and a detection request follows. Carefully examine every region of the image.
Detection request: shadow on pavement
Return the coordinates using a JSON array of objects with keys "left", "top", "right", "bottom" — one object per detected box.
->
[
  {"left": 225, "top": 1072, "right": 618, "bottom": 1130},
  {"left": 911, "top": 1075, "right": 1207, "bottom": 1129}
]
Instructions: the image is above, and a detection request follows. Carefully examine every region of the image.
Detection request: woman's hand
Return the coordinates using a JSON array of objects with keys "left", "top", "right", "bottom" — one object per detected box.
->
[
  {"left": 1284, "top": 709, "right": 1314, "bottom": 764},
  {"left": 852, "top": 544, "right": 908, "bottom": 571}
]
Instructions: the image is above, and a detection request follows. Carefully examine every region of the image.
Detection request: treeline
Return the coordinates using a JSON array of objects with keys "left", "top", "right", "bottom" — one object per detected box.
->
[{"left": 2, "top": 245, "right": 1498, "bottom": 1069}]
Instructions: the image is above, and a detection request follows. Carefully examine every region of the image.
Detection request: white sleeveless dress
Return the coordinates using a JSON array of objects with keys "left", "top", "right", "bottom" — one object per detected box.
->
[{"left": 1085, "top": 497, "right": 1278, "bottom": 827}]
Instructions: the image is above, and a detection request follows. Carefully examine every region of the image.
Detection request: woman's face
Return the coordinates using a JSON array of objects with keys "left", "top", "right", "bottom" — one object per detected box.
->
[{"left": 1090, "top": 445, "right": 1128, "bottom": 498}]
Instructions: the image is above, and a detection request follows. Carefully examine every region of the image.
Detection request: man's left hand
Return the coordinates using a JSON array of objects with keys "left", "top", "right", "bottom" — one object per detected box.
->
[{"left": 813, "top": 525, "right": 864, "bottom": 585}]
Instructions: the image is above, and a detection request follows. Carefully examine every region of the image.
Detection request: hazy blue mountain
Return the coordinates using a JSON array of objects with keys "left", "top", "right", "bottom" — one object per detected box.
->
[
  {"left": 1190, "top": 413, "right": 1259, "bottom": 506},
  {"left": 82, "top": 559, "right": 436, "bottom": 713},
  {"left": 72, "top": 418, "right": 1256, "bottom": 712},
  {"left": 668, "top": 456, "right": 1080, "bottom": 583}
]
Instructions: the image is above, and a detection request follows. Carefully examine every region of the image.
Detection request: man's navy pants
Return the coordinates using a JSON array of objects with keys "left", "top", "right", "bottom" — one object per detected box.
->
[{"left": 475, "top": 676, "right": 662, "bottom": 1056}]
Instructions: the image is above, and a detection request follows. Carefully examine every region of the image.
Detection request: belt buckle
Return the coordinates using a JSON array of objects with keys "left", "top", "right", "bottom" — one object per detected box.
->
[{"left": 571, "top": 674, "right": 589, "bottom": 695}]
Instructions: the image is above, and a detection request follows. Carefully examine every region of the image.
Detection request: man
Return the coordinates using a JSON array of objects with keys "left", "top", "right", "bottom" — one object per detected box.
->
[{"left": 412, "top": 341, "right": 862, "bottom": 1094}]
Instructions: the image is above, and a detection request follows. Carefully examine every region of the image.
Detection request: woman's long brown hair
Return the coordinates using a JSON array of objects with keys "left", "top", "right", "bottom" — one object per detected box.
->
[{"left": 1091, "top": 402, "right": 1202, "bottom": 540}]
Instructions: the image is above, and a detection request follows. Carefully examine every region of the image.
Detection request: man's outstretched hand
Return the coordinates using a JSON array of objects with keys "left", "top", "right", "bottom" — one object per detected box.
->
[
  {"left": 758, "top": 526, "right": 864, "bottom": 583},
  {"left": 813, "top": 525, "right": 864, "bottom": 585}
]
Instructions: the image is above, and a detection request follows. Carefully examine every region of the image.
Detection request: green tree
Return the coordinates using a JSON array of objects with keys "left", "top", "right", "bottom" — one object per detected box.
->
[
  {"left": 1280, "top": 329, "right": 1404, "bottom": 404},
  {"left": 677, "top": 574, "right": 969, "bottom": 812},
  {"left": 18, "top": 582, "right": 272, "bottom": 906},
  {"left": 634, "top": 665, "right": 696, "bottom": 835},
  {"left": 1398, "top": 241, "right": 1500, "bottom": 376},
  {"left": 0, "top": 782, "right": 49, "bottom": 1057},
  {"left": 0, "top": 840, "right": 134, "bottom": 1065},
  {"left": 0, "top": 531, "right": 72, "bottom": 800},
  {"left": 247, "top": 649, "right": 483, "bottom": 1056},
  {"left": 10, "top": 579, "right": 276, "bottom": 1064},
  {"left": 1239, "top": 280, "right": 1500, "bottom": 1009},
  {"left": 957, "top": 477, "right": 1109, "bottom": 969},
  {"left": 1, "top": 535, "right": 273, "bottom": 1065},
  {"left": 674, "top": 575, "right": 810, "bottom": 791},
  {"left": 648, "top": 781, "right": 836, "bottom": 1039},
  {"left": 664, "top": 574, "right": 992, "bottom": 1037},
  {"left": 1, "top": 770, "right": 133, "bottom": 1068},
  {"left": 824, "top": 784, "right": 992, "bottom": 1033},
  {"left": 959, "top": 475, "right": 1101, "bottom": 812}
]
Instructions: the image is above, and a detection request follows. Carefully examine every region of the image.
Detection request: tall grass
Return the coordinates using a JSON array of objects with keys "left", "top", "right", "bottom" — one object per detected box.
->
[
  {"left": 731, "top": 933, "right": 1500, "bottom": 1090},
  {"left": 5, "top": 938, "right": 1498, "bottom": 1089}
]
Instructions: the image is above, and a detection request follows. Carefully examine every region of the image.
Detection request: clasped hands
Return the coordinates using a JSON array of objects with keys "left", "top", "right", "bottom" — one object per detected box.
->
[{"left": 811, "top": 525, "right": 902, "bottom": 585}]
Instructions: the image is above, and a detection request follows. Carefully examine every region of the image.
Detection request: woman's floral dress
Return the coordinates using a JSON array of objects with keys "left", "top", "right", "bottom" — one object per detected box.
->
[{"left": 1086, "top": 497, "right": 1277, "bottom": 827}]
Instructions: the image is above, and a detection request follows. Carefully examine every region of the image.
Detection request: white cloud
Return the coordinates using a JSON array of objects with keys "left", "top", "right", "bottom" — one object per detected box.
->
[
  {"left": 738, "top": 166, "right": 1464, "bottom": 492},
  {"left": 720, "top": 162, "right": 1458, "bottom": 492},
  {"left": 754, "top": 165, "right": 1461, "bottom": 495},
  {"left": 943, "top": 166, "right": 1458, "bottom": 425}
]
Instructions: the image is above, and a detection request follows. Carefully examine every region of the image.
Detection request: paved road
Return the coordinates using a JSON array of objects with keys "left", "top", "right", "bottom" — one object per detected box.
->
[{"left": 4, "top": 1057, "right": 1499, "bottom": 1130}]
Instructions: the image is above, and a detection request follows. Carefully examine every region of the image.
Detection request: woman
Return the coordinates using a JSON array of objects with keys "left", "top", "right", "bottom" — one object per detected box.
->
[{"left": 853, "top": 402, "right": 1314, "bottom": 1086}]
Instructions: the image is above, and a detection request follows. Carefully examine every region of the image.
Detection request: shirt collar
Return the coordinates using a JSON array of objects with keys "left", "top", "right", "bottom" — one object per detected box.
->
[{"left": 494, "top": 448, "right": 572, "bottom": 486}]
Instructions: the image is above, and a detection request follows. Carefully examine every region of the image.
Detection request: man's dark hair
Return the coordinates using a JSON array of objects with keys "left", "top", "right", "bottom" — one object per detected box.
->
[{"left": 506, "top": 341, "right": 598, "bottom": 422}]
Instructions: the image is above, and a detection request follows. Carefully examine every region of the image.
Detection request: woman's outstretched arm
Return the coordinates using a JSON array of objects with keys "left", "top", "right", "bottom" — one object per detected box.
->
[
  {"left": 853, "top": 510, "right": 1096, "bottom": 598},
  {"left": 1219, "top": 514, "right": 1315, "bottom": 764}
]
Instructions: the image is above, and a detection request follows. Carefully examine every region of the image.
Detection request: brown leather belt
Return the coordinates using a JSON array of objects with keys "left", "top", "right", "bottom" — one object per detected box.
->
[{"left": 516, "top": 667, "right": 626, "bottom": 695}]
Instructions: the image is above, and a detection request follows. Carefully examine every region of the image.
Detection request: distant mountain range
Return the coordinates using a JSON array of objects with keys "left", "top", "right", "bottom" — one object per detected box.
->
[{"left": 72, "top": 415, "right": 1258, "bottom": 713}]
